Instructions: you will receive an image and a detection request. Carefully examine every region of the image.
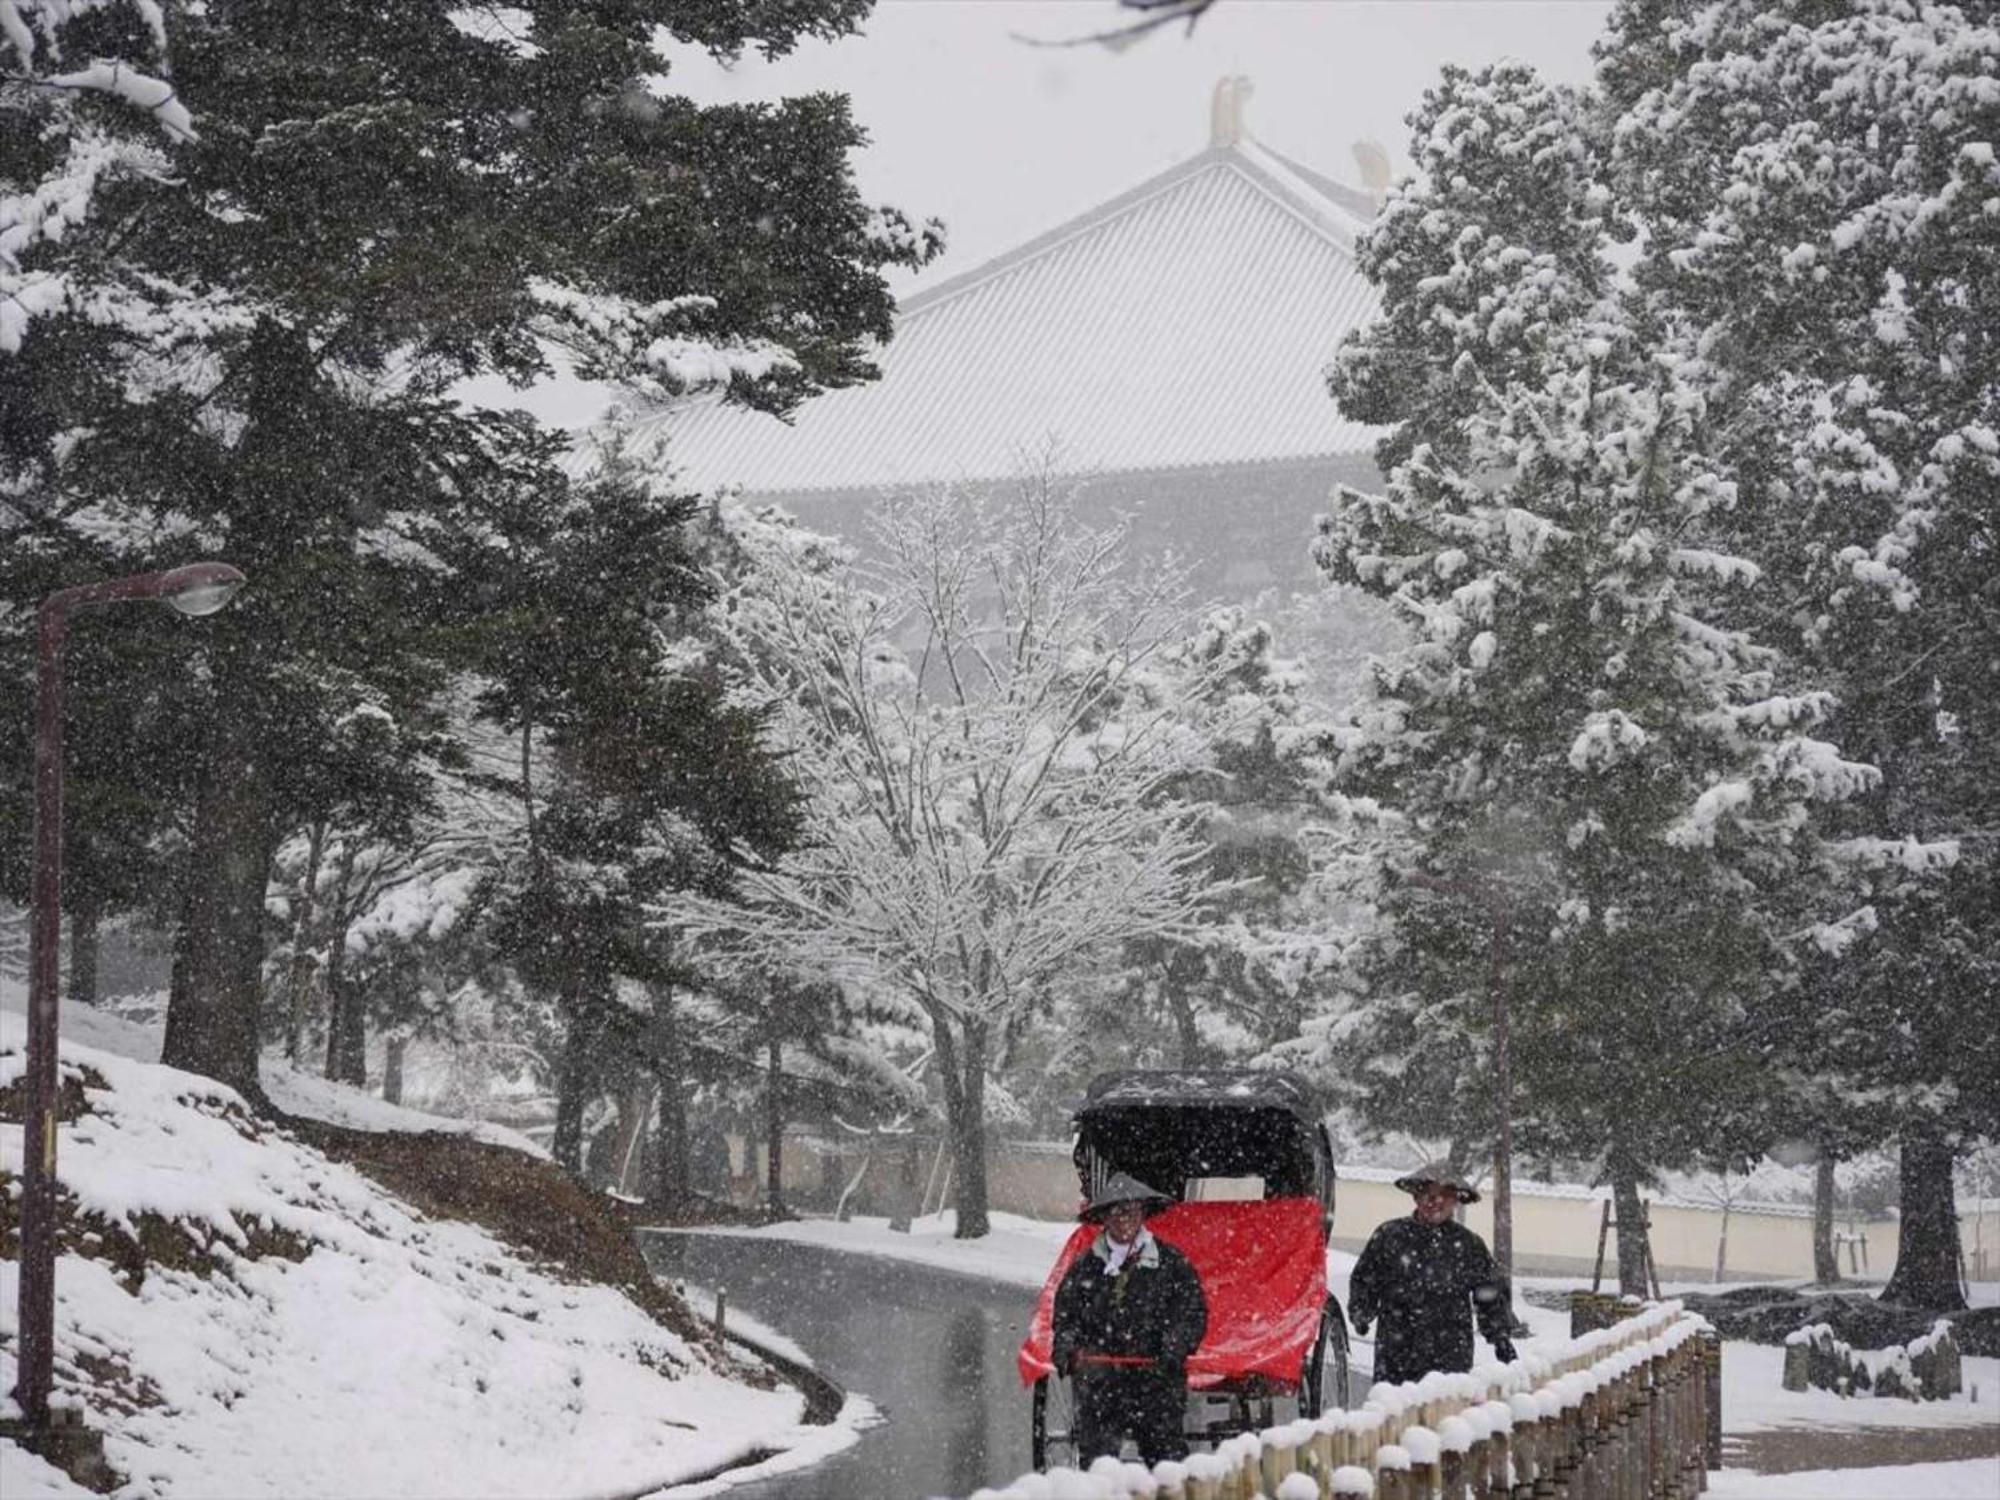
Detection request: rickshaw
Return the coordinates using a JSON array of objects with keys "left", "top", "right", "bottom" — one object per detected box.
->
[{"left": 1017, "top": 1069, "right": 1351, "bottom": 1470}]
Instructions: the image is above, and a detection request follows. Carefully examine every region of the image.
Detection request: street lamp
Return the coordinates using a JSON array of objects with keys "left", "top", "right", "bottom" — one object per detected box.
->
[
  {"left": 12, "top": 562, "right": 246, "bottom": 1440},
  {"left": 1402, "top": 869, "right": 1517, "bottom": 1287}
]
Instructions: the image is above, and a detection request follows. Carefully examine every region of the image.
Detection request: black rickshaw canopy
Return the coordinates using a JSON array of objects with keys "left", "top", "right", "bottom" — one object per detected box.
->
[{"left": 1071, "top": 1068, "right": 1334, "bottom": 1208}]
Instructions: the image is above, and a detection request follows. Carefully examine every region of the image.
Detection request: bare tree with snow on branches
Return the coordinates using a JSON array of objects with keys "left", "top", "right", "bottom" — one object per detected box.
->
[{"left": 668, "top": 472, "right": 1244, "bottom": 1237}]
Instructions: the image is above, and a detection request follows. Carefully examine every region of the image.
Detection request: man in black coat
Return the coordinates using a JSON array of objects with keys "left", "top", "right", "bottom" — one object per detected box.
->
[
  {"left": 1348, "top": 1164, "right": 1518, "bottom": 1386},
  {"left": 1051, "top": 1173, "right": 1208, "bottom": 1463}
]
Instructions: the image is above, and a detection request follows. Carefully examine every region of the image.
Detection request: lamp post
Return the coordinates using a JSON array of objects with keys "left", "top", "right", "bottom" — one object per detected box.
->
[
  {"left": 13, "top": 562, "right": 245, "bottom": 1435},
  {"left": 1403, "top": 869, "right": 1516, "bottom": 1286}
]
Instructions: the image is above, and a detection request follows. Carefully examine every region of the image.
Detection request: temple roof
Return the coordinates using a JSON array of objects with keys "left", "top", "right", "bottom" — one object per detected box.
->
[{"left": 637, "top": 124, "right": 1385, "bottom": 498}]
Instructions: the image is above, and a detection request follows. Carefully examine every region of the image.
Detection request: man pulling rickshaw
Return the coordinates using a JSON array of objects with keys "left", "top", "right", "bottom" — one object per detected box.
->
[
  {"left": 1050, "top": 1172, "right": 1208, "bottom": 1463},
  {"left": 1020, "top": 1070, "right": 1350, "bottom": 1470}
]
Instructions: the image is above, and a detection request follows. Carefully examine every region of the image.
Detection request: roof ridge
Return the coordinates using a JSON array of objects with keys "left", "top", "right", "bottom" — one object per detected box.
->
[
  {"left": 1244, "top": 136, "right": 1382, "bottom": 224},
  {"left": 898, "top": 140, "right": 1362, "bottom": 322}
]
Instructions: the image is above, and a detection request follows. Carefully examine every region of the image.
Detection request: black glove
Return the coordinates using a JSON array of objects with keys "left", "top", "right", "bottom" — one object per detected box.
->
[
  {"left": 1349, "top": 1314, "right": 1371, "bottom": 1337},
  {"left": 1493, "top": 1337, "right": 1518, "bottom": 1364}
]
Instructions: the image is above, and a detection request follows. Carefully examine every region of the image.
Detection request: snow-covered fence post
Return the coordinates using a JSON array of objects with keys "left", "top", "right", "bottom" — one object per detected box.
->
[
  {"left": 1212, "top": 1434, "right": 1258, "bottom": 1500},
  {"left": 1344, "top": 1410, "right": 1387, "bottom": 1485},
  {"left": 1701, "top": 1333, "right": 1721, "bottom": 1472},
  {"left": 1307, "top": 1414, "right": 1337, "bottom": 1480},
  {"left": 1458, "top": 1408, "right": 1493, "bottom": 1500},
  {"left": 1550, "top": 1381, "right": 1582, "bottom": 1498},
  {"left": 1400, "top": 1425, "right": 1440, "bottom": 1496},
  {"left": 1584, "top": 1373, "right": 1608, "bottom": 1494},
  {"left": 1663, "top": 1341, "right": 1687, "bottom": 1500},
  {"left": 1331, "top": 1463, "right": 1376, "bottom": 1498},
  {"left": 1641, "top": 1347, "right": 1665, "bottom": 1500},
  {"left": 1260, "top": 1425, "right": 1297, "bottom": 1494},
  {"left": 1477, "top": 1399, "right": 1514, "bottom": 1500},
  {"left": 1507, "top": 1392, "right": 1543, "bottom": 1498},
  {"left": 1616, "top": 1358, "right": 1642, "bottom": 1500},
  {"left": 1583, "top": 1370, "right": 1609, "bottom": 1499},
  {"left": 1620, "top": 1358, "right": 1642, "bottom": 1500},
  {"left": 1560, "top": 1377, "right": 1589, "bottom": 1498},
  {"left": 1373, "top": 1443, "right": 1413, "bottom": 1500},
  {"left": 1438, "top": 1412, "right": 1474, "bottom": 1498},
  {"left": 1683, "top": 1337, "right": 1706, "bottom": 1499}
]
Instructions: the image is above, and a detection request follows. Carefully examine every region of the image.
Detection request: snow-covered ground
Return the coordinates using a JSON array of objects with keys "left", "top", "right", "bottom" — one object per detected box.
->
[
  {"left": 0, "top": 1008, "right": 867, "bottom": 1499},
  {"left": 0, "top": 980, "right": 545, "bottom": 1158},
  {"left": 696, "top": 1211, "right": 2000, "bottom": 1498},
  {"left": 674, "top": 1280, "right": 816, "bottom": 1370},
  {"left": 1706, "top": 1460, "right": 2000, "bottom": 1498}
]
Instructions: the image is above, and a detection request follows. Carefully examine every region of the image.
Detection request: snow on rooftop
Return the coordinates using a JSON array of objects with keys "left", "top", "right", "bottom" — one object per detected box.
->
[{"left": 628, "top": 137, "right": 1384, "bottom": 498}]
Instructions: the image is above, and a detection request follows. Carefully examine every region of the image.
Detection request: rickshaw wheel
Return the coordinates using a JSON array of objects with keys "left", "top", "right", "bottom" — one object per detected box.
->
[
  {"left": 1030, "top": 1374, "right": 1078, "bottom": 1471},
  {"left": 1299, "top": 1298, "right": 1352, "bottom": 1416}
]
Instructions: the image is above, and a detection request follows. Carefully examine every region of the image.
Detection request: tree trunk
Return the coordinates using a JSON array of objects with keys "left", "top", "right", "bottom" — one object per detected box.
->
[
  {"left": 1881, "top": 1129, "right": 1966, "bottom": 1311},
  {"left": 322, "top": 914, "right": 366, "bottom": 1087},
  {"left": 383, "top": 1034, "right": 407, "bottom": 1105},
  {"left": 68, "top": 892, "right": 101, "bottom": 1007},
  {"left": 941, "top": 1017, "right": 991, "bottom": 1239},
  {"left": 319, "top": 842, "right": 367, "bottom": 1087},
  {"left": 551, "top": 976, "right": 600, "bottom": 1174},
  {"left": 1166, "top": 948, "right": 1203, "bottom": 1066},
  {"left": 889, "top": 1133, "right": 919, "bottom": 1233},
  {"left": 1610, "top": 1154, "right": 1652, "bottom": 1298},
  {"left": 650, "top": 984, "right": 690, "bottom": 1206},
  {"left": 162, "top": 682, "right": 273, "bottom": 1104},
  {"left": 283, "top": 821, "right": 328, "bottom": 1065},
  {"left": 765, "top": 1031, "right": 785, "bottom": 1217},
  {"left": 1813, "top": 1150, "right": 1840, "bottom": 1285}
]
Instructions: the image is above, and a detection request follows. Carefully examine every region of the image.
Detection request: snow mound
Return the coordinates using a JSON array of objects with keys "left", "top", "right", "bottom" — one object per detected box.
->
[{"left": 0, "top": 1016, "right": 843, "bottom": 1498}]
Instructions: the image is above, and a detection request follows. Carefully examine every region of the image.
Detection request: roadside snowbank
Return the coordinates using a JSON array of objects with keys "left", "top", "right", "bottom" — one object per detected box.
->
[{"left": 0, "top": 1015, "right": 865, "bottom": 1498}]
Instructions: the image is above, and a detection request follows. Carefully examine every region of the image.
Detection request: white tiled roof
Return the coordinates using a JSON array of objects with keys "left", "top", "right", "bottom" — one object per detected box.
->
[{"left": 636, "top": 137, "right": 1384, "bottom": 498}]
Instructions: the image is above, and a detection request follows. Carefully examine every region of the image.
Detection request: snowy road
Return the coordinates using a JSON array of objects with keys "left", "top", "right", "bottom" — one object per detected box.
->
[{"left": 641, "top": 1229, "right": 1040, "bottom": 1499}]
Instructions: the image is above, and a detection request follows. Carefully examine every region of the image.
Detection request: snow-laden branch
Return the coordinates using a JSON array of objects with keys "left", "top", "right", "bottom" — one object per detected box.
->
[
  {"left": 656, "top": 479, "right": 1246, "bottom": 1034},
  {"left": 526, "top": 280, "right": 798, "bottom": 404}
]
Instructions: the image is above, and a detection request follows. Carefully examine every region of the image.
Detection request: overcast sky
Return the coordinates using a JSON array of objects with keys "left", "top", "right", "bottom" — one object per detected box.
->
[
  {"left": 486, "top": 1, "right": 1615, "bottom": 427},
  {"left": 666, "top": 0, "right": 1615, "bottom": 291}
]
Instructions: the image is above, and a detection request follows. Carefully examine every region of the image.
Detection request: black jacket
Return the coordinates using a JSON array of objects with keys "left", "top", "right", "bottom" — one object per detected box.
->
[
  {"left": 1348, "top": 1215, "right": 1514, "bottom": 1385},
  {"left": 1051, "top": 1232, "right": 1208, "bottom": 1378}
]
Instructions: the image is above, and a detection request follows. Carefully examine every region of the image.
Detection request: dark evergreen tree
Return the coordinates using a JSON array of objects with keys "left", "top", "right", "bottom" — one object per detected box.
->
[
  {"left": 1601, "top": 0, "right": 2000, "bottom": 1309},
  {"left": 2, "top": 2, "right": 935, "bottom": 1099},
  {"left": 1321, "top": 63, "right": 1884, "bottom": 1291}
]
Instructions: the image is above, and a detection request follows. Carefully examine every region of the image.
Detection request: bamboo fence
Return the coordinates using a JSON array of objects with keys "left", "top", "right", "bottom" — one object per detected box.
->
[{"left": 972, "top": 1301, "right": 1721, "bottom": 1500}]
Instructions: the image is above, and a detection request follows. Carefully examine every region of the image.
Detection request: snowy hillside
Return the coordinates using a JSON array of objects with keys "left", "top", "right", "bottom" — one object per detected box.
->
[{"left": 0, "top": 1015, "right": 862, "bottom": 1498}]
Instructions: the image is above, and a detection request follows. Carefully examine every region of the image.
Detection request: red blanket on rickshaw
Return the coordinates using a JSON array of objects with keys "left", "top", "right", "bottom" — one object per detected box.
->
[{"left": 1016, "top": 1197, "right": 1327, "bottom": 1389}]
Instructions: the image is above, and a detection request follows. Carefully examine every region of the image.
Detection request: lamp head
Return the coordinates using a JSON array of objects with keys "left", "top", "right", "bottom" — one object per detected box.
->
[{"left": 159, "top": 562, "right": 246, "bottom": 617}]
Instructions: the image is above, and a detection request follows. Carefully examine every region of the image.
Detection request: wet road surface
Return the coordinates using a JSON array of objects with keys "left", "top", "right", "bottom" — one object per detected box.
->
[{"left": 641, "top": 1230, "right": 1041, "bottom": 1500}]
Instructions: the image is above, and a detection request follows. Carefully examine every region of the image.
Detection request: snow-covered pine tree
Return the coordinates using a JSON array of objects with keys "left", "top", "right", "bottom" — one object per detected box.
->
[
  {"left": 1, "top": 2, "right": 934, "bottom": 1099},
  {"left": 1601, "top": 0, "right": 1999, "bottom": 1309},
  {"left": 1320, "top": 63, "right": 1883, "bottom": 1291}
]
